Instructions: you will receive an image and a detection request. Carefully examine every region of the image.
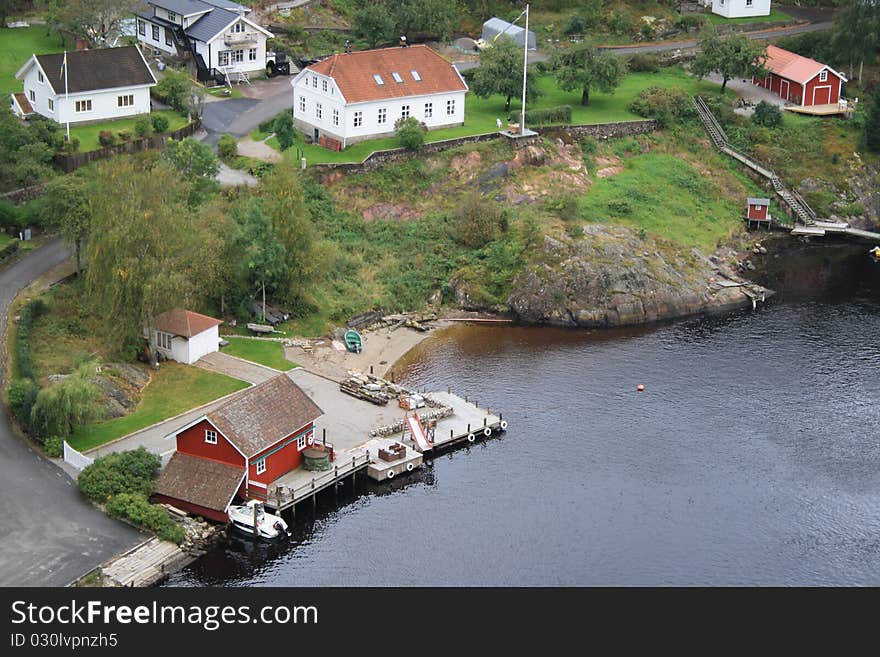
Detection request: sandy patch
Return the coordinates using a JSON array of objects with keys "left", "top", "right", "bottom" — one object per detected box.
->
[{"left": 237, "top": 137, "right": 282, "bottom": 163}]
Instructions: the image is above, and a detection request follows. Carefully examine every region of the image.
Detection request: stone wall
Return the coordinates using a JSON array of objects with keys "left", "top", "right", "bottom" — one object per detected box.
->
[{"left": 0, "top": 183, "right": 48, "bottom": 205}]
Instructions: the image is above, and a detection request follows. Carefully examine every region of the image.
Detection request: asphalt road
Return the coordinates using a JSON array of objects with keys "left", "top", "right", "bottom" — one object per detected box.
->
[
  {"left": 200, "top": 84, "right": 291, "bottom": 145},
  {"left": 0, "top": 240, "right": 143, "bottom": 587}
]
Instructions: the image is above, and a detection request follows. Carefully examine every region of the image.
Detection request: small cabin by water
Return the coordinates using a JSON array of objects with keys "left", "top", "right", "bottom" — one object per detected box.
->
[{"left": 747, "top": 197, "right": 771, "bottom": 228}]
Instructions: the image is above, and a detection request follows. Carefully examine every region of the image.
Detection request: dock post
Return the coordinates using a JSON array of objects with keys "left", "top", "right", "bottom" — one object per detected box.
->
[
  {"left": 450, "top": 429, "right": 453, "bottom": 439},
  {"left": 312, "top": 494, "right": 316, "bottom": 514},
  {"left": 391, "top": 370, "right": 395, "bottom": 383},
  {"left": 370, "top": 365, "right": 374, "bottom": 374},
  {"left": 291, "top": 502, "right": 296, "bottom": 521},
  {"left": 467, "top": 423, "right": 470, "bottom": 434},
  {"left": 484, "top": 417, "right": 487, "bottom": 427}
]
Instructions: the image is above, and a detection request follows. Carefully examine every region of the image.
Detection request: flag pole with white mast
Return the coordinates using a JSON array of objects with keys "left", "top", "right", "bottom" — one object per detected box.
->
[
  {"left": 61, "top": 50, "right": 69, "bottom": 143},
  {"left": 520, "top": 3, "right": 529, "bottom": 135}
]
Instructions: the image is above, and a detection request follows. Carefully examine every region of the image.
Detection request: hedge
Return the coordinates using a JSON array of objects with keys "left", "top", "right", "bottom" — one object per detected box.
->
[
  {"left": 107, "top": 493, "right": 185, "bottom": 544},
  {"left": 524, "top": 105, "right": 572, "bottom": 125},
  {"left": 14, "top": 298, "right": 47, "bottom": 380},
  {"left": 78, "top": 447, "right": 161, "bottom": 503}
]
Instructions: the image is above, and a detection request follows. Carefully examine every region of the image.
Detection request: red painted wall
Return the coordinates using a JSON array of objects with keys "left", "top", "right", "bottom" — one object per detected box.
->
[
  {"left": 248, "top": 423, "right": 315, "bottom": 487},
  {"left": 176, "top": 418, "right": 245, "bottom": 468},
  {"left": 152, "top": 494, "right": 229, "bottom": 523},
  {"left": 803, "top": 70, "right": 840, "bottom": 106},
  {"left": 748, "top": 204, "right": 768, "bottom": 221}
]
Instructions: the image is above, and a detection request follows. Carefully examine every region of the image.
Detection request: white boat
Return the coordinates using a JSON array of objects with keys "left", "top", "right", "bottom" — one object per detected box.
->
[{"left": 227, "top": 500, "right": 289, "bottom": 539}]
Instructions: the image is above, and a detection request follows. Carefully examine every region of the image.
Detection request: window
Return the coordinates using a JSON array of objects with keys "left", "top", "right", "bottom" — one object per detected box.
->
[
  {"left": 391, "top": 71, "right": 403, "bottom": 83},
  {"left": 28, "top": 89, "right": 35, "bottom": 102},
  {"left": 255, "top": 458, "right": 266, "bottom": 475},
  {"left": 353, "top": 110, "right": 363, "bottom": 127},
  {"left": 118, "top": 94, "right": 134, "bottom": 107},
  {"left": 819, "top": 70, "right": 828, "bottom": 82},
  {"left": 167, "top": 11, "right": 177, "bottom": 22},
  {"left": 401, "top": 104, "right": 410, "bottom": 119},
  {"left": 248, "top": 47, "right": 257, "bottom": 61},
  {"left": 312, "top": 75, "right": 317, "bottom": 88},
  {"left": 316, "top": 102, "right": 322, "bottom": 119},
  {"left": 232, "top": 49, "right": 244, "bottom": 63},
  {"left": 377, "top": 107, "right": 386, "bottom": 124},
  {"left": 165, "top": 28, "right": 172, "bottom": 46},
  {"left": 232, "top": 21, "right": 244, "bottom": 33},
  {"left": 156, "top": 331, "right": 171, "bottom": 349},
  {"left": 307, "top": 431, "right": 315, "bottom": 446},
  {"left": 745, "top": 0, "right": 752, "bottom": 4},
  {"left": 322, "top": 79, "right": 328, "bottom": 92},
  {"left": 373, "top": 74, "right": 384, "bottom": 85},
  {"left": 75, "top": 99, "right": 92, "bottom": 112},
  {"left": 218, "top": 50, "right": 229, "bottom": 67},
  {"left": 47, "top": 98, "right": 54, "bottom": 111},
  {"left": 299, "top": 96, "right": 306, "bottom": 113},
  {"left": 424, "top": 102, "right": 432, "bottom": 118},
  {"left": 37, "top": 70, "right": 44, "bottom": 83},
  {"left": 152, "top": 25, "right": 159, "bottom": 41},
  {"left": 205, "top": 429, "right": 217, "bottom": 445},
  {"left": 138, "top": 20, "right": 145, "bottom": 36},
  {"left": 332, "top": 108, "right": 339, "bottom": 126},
  {"left": 411, "top": 70, "right": 421, "bottom": 81},
  {"left": 447, "top": 99, "right": 455, "bottom": 115},
  {"left": 297, "top": 435, "right": 306, "bottom": 450}
]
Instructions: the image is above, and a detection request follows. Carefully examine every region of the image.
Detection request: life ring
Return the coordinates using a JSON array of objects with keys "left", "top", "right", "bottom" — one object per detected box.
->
[
  {"left": 500, "top": 420, "right": 508, "bottom": 430},
  {"left": 467, "top": 433, "right": 475, "bottom": 442},
  {"left": 483, "top": 427, "right": 492, "bottom": 437},
  {"left": 406, "top": 462, "right": 414, "bottom": 472},
  {"left": 387, "top": 469, "right": 395, "bottom": 479}
]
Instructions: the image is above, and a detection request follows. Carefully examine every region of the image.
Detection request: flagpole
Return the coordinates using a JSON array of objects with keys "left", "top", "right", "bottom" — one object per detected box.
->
[
  {"left": 521, "top": 4, "right": 529, "bottom": 135},
  {"left": 63, "top": 51, "right": 69, "bottom": 143}
]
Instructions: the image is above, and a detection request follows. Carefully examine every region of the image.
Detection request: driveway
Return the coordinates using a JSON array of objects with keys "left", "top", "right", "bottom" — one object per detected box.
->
[
  {"left": 200, "top": 76, "right": 292, "bottom": 145},
  {"left": 0, "top": 240, "right": 143, "bottom": 586}
]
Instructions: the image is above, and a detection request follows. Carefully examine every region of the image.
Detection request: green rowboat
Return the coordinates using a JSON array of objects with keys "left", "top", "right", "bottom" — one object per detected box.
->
[{"left": 344, "top": 329, "right": 363, "bottom": 353}]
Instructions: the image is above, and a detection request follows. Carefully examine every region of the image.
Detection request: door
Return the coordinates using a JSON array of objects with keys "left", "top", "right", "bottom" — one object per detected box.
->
[
  {"left": 813, "top": 86, "right": 831, "bottom": 105},
  {"left": 313, "top": 128, "right": 319, "bottom": 143},
  {"left": 780, "top": 80, "right": 789, "bottom": 101}
]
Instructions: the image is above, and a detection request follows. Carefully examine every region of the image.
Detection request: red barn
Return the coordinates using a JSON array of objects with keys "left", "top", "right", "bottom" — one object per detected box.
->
[
  {"left": 753, "top": 45, "right": 847, "bottom": 107},
  {"left": 153, "top": 374, "right": 324, "bottom": 522}
]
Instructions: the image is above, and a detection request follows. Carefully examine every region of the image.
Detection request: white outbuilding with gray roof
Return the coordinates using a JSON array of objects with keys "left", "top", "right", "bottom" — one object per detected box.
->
[{"left": 481, "top": 16, "right": 536, "bottom": 51}]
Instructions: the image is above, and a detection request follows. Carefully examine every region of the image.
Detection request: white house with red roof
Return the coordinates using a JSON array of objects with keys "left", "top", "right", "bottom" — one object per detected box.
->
[
  {"left": 148, "top": 307, "right": 222, "bottom": 365},
  {"left": 711, "top": 0, "right": 771, "bottom": 19},
  {"left": 290, "top": 44, "right": 468, "bottom": 150},
  {"left": 753, "top": 45, "right": 847, "bottom": 107}
]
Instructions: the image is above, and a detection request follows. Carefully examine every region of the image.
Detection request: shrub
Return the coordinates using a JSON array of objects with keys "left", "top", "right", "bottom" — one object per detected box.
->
[
  {"left": 78, "top": 447, "right": 161, "bottom": 503},
  {"left": 579, "top": 135, "right": 598, "bottom": 155},
  {"left": 395, "top": 116, "right": 425, "bottom": 151},
  {"left": 607, "top": 199, "right": 632, "bottom": 215},
  {"left": 14, "top": 298, "right": 46, "bottom": 380},
  {"left": 628, "top": 53, "right": 660, "bottom": 73},
  {"left": 151, "top": 114, "right": 170, "bottom": 133},
  {"left": 752, "top": 101, "right": 782, "bottom": 128},
  {"left": 674, "top": 14, "right": 707, "bottom": 33},
  {"left": 565, "top": 15, "right": 585, "bottom": 35},
  {"left": 44, "top": 436, "right": 64, "bottom": 458},
  {"left": 629, "top": 86, "right": 695, "bottom": 127},
  {"left": 106, "top": 493, "right": 185, "bottom": 544},
  {"left": 98, "top": 131, "right": 116, "bottom": 147},
  {"left": 59, "top": 136, "right": 80, "bottom": 154},
  {"left": 155, "top": 70, "right": 196, "bottom": 114},
  {"left": 524, "top": 105, "right": 572, "bottom": 125},
  {"left": 258, "top": 117, "right": 276, "bottom": 134},
  {"left": 117, "top": 130, "right": 132, "bottom": 142},
  {"left": 8, "top": 378, "right": 38, "bottom": 428},
  {"left": 452, "top": 193, "right": 506, "bottom": 248},
  {"left": 274, "top": 111, "right": 296, "bottom": 150},
  {"left": 217, "top": 133, "right": 238, "bottom": 161},
  {"left": 134, "top": 116, "right": 152, "bottom": 138}
]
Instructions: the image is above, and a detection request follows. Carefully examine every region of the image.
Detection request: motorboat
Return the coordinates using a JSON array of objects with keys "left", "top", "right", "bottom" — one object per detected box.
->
[
  {"left": 228, "top": 500, "right": 289, "bottom": 539},
  {"left": 870, "top": 246, "right": 880, "bottom": 262}
]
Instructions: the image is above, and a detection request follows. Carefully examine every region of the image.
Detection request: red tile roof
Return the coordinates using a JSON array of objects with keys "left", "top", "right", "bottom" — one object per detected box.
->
[
  {"left": 207, "top": 374, "right": 323, "bottom": 457},
  {"left": 154, "top": 308, "right": 222, "bottom": 338},
  {"left": 154, "top": 451, "right": 244, "bottom": 512},
  {"left": 307, "top": 44, "right": 467, "bottom": 104},
  {"left": 764, "top": 45, "right": 845, "bottom": 85}
]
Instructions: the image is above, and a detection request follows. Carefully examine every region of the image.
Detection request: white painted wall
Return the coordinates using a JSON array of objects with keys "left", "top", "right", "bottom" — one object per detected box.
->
[
  {"left": 154, "top": 326, "right": 219, "bottom": 364},
  {"left": 711, "top": 0, "right": 771, "bottom": 18},
  {"left": 207, "top": 19, "right": 269, "bottom": 75},
  {"left": 137, "top": 18, "right": 178, "bottom": 55}
]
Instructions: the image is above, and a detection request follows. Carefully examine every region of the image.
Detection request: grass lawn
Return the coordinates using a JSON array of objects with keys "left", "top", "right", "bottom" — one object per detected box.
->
[
  {"left": 705, "top": 9, "right": 793, "bottom": 25},
  {"left": 279, "top": 68, "right": 726, "bottom": 164},
  {"left": 0, "top": 26, "right": 64, "bottom": 94},
  {"left": 221, "top": 337, "right": 297, "bottom": 370},
  {"left": 69, "top": 363, "right": 248, "bottom": 451},
  {"left": 578, "top": 152, "right": 744, "bottom": 251},
  {"left": 68, "top": 110, "right": 189, "bottom": 152},
  {"left": 0, "top": 233, "right": 11, "bottom": 248},
  {"left": 206, "top": 86, "right": 244, "bottom": 99}
]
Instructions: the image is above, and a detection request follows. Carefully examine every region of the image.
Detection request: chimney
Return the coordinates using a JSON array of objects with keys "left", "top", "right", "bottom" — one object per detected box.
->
[
  {"left": 399, "top": 35, "right": 407, "bottom": 48},
  {"left": 344, "top": 39, "right": 352, "bottom": 55}
]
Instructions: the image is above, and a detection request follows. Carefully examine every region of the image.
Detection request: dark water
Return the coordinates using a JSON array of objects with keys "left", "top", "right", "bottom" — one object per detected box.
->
[{"left": 167, "top": 245, "right": 880, "bottom": 586}]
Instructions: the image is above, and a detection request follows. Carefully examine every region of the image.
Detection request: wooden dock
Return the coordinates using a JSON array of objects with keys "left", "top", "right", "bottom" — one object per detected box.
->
[
  {"left": 415, "top": 391, "right": 505, "bottom": 452},
  {"left": 263, "top": 451, "right": 371, "bottom": 512},
  {"left": 101, "top": 537, "right": 193, "bottom": 587},
  {"left": 364, "top": 438, "right": 423, "bottom": 481}
]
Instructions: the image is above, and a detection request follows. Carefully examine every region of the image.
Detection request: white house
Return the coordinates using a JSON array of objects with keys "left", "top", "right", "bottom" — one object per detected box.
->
[
  {"left": 12, "top": 46, "right": 156, "bottom": 124},
  {"left": 150, "top": 308, "right": 222, "bottom": 365},
  {"left": 291, "top": 44, "right": 468, "bottom": 149},
  {"left": 711, "top": 0, "right": 772, "bottom": 19},
  {"left": 136, "top": 0, "right": 274, "bottom": 79}
]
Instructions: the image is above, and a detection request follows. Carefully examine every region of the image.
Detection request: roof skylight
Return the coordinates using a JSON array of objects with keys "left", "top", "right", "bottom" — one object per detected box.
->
[
  {"left": 373, "top": 74, "right": 385, "bottom": 85},
  {"left": 391, "top": 71, "right": 403, "bottom": 83},
  {"left": 411, "top": 70, "right": 421, "bottom": 81}
]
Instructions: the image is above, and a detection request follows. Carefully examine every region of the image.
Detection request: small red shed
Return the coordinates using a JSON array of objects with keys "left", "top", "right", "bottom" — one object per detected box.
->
[
  {"left": 746, "top": 197, "right": 771, "bottom": 228},
  {"left": 153, "top": 374, "right": 324, "bottom": 522},
  {"left": 752, "top": 45, "right": 847, "bottom": 107}
]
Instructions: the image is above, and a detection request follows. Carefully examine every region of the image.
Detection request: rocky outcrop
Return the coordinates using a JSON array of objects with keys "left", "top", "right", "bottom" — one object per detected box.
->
[{"left": 504, "top": 225, "right": 768, "bottom": 328}]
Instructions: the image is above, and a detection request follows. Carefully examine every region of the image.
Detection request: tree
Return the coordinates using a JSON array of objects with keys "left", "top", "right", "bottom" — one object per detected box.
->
[
  {"left": 354, "top": 3, "right": 395, "bottom": 47},
  {"left": 0, "top": 0, "right": 21, "bottom": 27},
  {"left": 553, "top": 42, "right": 627, "bottom": 106},
  {"left": 56, "top": 0, "right": 138, "bottom": 47},
  {"left": 274, "top": 111, "right": 296, "bottom": 150},
  {"left": 691, "top": 28, "right": 767, "bottom": 93},
  {"left": 831, "top": 0, "right": 880, "bottom": 81},
  {"left": 155, "top": 70, "right": 204, "bottom": 117},
  {"left": 392, "top": 0, "right": 458, "bottom": 41},
  {"left": 163, "top": 138, "right": 219, "bottom": 180},
  {"left": 85, "top": 158, "right": 204, "bottom": 351},
  {"left": 42, "top": 174, "right": 93, "bottom": 275},
  {"left": 752, "top": 100, "right": 782, "bottom": 128},
  {"left": 863, "top": 85, "right": 880, "bottom": 153},
  {"left": 469, "top": 37, "right": 541, "bottom": 114},
  {"left": 396, "top": 116, "right": 425, "bottom": 151},
  {"left": 231, "top": 199, "right": 289, "bottom": 321},
  {"left": 0, "top": 106, "right": 57, "bottom": 192},
  {"left": 29, "top": 361, "right": 104, "bottom": 438}
]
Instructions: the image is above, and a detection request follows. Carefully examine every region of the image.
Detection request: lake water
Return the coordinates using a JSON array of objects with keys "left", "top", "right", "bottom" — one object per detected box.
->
[{"left": 166, "top": 244, "right": 880, "bottom": 586}]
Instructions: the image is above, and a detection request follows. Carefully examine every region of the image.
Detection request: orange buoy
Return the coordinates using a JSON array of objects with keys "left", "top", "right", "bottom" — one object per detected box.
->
[
  {"left": 709, "top": 277, "right": 715, "bottom": 283},
  {"left": 637, "top": 384, "right": 645, "bottom": 392}
]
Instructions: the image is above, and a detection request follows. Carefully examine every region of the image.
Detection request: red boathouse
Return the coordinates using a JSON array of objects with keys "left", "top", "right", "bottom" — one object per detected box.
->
[
  {"left": 153, "top": 373, "right": 324, "bottom": 522},
  {"left": 753, "top": 45, "right": 847, "bottom": 107},
  {"left": 746, "top": 197, "right": 771, "bottom": 229}
]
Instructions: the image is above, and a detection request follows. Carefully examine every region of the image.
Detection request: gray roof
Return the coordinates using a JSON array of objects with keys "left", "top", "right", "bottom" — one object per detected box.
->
[
  {"left": 149, "top": 0, "right": 212, "bottom": 16},
  {"left": 201, "top": 0, "right": 249, "bottom": 10},
  {"left": 748, "top": 197, "right": 771, "bottom": 205},
  {"left": 483, "top": 16, "right": 527, "bottom": 37},
  {"left": 34, "top": 46, "right": 155, "bottom": 94},
  {"left": 185, "top": 7, "right": 239, "bottom": 42}
]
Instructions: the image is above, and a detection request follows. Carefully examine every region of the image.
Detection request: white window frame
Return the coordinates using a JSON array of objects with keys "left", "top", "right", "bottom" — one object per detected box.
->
[
  {"left": 297, "top": 435, "right": 306, "bottom": 450},
  {"left": 447, "top": 99, "right": 455, "bottom": 115},
  {"left": 232, "top": 21, "right": 245, "bottom": 33},
  {"left": 205, "top": 429, "right": 217, "bottom": 445},
  {"left": 819, "top": 70, "right": 828, "bottom": 82},
  {"left": 232, "top": 49, "right": 244, "bottom": 64},
  {"left": 424, "top": 102, "right": 432, "bottom": 118},
  {"left": 354, "top": 110, "right": 363, "bottom": 127},
  {"left": 167, "top": 10, "right": 177, "bottom": 22},
  {"left": 75, "top": 98, "right": 92, "bottom": 113},
  {"left": 156, "top": 331, "right": 172, "bottom": 350},
  {"left": 316, "top": 102, "right": 322, "bottom": 119},
  {"left": 28, "top": 89, "right": 35, "bottom": 102},
  {"left": 322, "top": 79, "right": 328, "bottom": 92},
  {"left": 745, "top": 0, "right": 752, "bottom": 5},
  {"left": 152, "top": 25, "right": 159, "bottom": 41},
  {"left": 47, "top": 98, "right": 54, "bottom": 112},
  {"left": 312, "top": 75, "right": 318, "bottom": 88},
  {"left": 138, "top": 20, "right": 145, "bottom": 36},
  {"left": 401, "top": 104, "right": 410, "bottom": 119},
  {"left": 37, "top": 70, "right": 44, "bottom": 83},
  {"left": 332, "top": 108, "right": 339, "bottom": 126},
  {"left": 255, "top": 458, "right": 266, "bottom": 474},
  {"left": 218, "top": 50, "right": 230, "bottom": 67},
  {"left": 118, "top": 94, "right": 134, "bottom": 108},
  {"left": 248, "top": 47, "right": 257, "bottom": 61},
  {"left": 299, "top": 96, "right": 306, "bottom": 113},
  {"left": 378, "top": 107, "right": 387, "bottom": 124}
]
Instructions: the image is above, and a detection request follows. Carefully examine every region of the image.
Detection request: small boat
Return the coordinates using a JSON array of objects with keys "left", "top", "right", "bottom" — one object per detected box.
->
[
  {"left": 227, "top": 500, "right": 289, "bottom": 539},
  {"left": 870, "top": 246, "right": 880, "bottom": 262},
  {"left": 344, "top": 329, "right": 363, "bottom": 353}
]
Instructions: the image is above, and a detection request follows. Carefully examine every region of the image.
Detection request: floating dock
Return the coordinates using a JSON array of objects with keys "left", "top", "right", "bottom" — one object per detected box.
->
[{"left": 364, "top": 438, "right": 423, "bottom": 481}]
